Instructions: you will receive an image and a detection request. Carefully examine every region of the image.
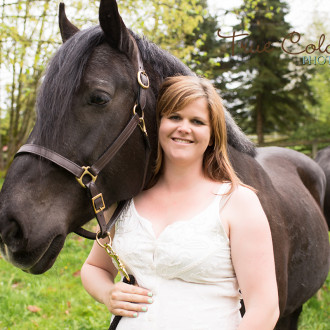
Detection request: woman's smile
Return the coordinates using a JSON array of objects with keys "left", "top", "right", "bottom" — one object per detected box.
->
[
  {"left": 171, "top": 137, "right": 194, "bottom": 144},
  {"left": 158, "top": 98, "right": 211, "bottom": 165}
]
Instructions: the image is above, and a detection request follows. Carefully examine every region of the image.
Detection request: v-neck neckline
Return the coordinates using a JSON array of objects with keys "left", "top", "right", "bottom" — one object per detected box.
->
[{"left": 132, "top": 183, "right": 229, "bottom": 240}]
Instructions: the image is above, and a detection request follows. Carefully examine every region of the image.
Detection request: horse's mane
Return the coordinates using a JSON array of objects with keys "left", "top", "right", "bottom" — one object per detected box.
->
[
  {"left": 35, "top": 25, "right": 255, "bottom": 156},
  {"left": 35, "top": 26, "right": 105, "bottom": 147}
]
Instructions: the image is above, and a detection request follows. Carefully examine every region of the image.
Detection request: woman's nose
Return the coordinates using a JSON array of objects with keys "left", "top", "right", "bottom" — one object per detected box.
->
[
  {"left": 178, "top": 120, "right": 191, "bottom": 134},
  {"left": 177, "top": 120, "right": 191, "bottom": 134}
]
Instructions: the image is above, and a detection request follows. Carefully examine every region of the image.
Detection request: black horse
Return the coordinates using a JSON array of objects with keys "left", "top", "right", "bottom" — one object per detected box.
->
[
  {"left": 315, "top": 146, "right": 330, "bottom": 229},
  {"left": 0, "top": 1, "right": 328, "bottom": 329}
]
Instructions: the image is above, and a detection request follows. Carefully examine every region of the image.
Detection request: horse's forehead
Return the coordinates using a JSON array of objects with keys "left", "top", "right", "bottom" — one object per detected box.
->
[{"left": 86, "top": 43, "right": 133, "bottom": 75}]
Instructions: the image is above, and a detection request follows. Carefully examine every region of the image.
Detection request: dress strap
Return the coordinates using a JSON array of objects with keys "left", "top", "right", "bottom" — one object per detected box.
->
[
  {"left": 216, "top": 182, "right": 233, "bottom": 212},
  {"left": 217, "top": 182, "right": 231, "bottom": 195}
]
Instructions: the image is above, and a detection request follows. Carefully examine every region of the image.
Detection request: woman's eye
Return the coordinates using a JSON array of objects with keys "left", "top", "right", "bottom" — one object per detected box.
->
[
  {"left": 88, "top": 92, "right": 111, "bottom": 106},
  {"left": 168, "top": 115, "right": 181, "bottom": 121},
  {"left": 192, "top": 119, "right": 204, "bottom": 125}
]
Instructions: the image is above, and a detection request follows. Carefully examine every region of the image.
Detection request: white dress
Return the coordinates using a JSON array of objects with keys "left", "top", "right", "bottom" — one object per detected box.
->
[{"left": 112, "top": 183, "right": 242, "bottom": 330}]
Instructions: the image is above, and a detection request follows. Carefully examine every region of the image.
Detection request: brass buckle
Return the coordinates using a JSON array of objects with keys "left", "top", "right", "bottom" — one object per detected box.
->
[
  {"left": 137, "top": 70, "right": 149, "bottom": 89},
  {"left": 92, "top": 193, "right": 105, "bottom": 214},
  {"left": 96, "top": 231, "right": 130, "bottom": 281},
  {"left": 76, "top": 166, "right": 97, "bottom": 188}
]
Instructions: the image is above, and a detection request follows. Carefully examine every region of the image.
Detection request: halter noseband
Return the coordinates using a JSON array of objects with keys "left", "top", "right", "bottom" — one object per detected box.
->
[{"left": 15, "top": 48, "right": 151, "bottom": 241}]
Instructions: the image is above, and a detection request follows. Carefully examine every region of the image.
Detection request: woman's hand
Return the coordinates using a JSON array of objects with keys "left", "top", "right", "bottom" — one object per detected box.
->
[{"left": 105, "top": 281, "right": 153, "bottom": 318}]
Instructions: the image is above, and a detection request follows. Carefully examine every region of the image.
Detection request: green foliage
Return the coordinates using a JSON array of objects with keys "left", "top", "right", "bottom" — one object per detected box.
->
[
  {"left": 0, "top": 0, "right": 61, "bottom": 169},
  {"left": 289, "top": 120, "right": 330, "bottom": 141},
  {"left": 117, "top": 0, "right": 205, "bottom": 62},
  {"left": 216, "top": 0, "right": 316, "bottom": 144},
  {"left": 308, "top": 68, "right": 330, "bottom": 124},
  {"left": 286, "top": 21, "right": 330, "bottom": 142},
  {"left": 184, "top": 0, "right": 222, "bottom": 77}
]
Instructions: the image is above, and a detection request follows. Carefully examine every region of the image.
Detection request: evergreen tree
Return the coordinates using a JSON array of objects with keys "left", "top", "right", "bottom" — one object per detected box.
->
[
  {"left": 215, "top": 0, "right": 316, "bottom": 144},
  {"left": 183, "top": 0, "right": 222, "bottom": 78},
  {"left": 290, "top": 18, "right": 330, "bottom": 142}
]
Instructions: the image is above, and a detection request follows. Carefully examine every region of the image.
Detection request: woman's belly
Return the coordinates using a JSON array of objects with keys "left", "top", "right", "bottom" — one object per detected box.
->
[{"left": 115, "top": 276, "right": 241, "bottom": 330}]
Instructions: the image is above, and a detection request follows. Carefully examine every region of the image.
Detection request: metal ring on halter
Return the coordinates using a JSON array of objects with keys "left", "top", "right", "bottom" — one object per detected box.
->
[
  {"left": 133, "top": 103, "right": 144, "bottom": 120},
  {"left": 96, "top": 230, "right": 111, "bottom": 248},
  {"left": 76, "top": 166, "right": 97, "bottom": 188},
  {"left": 137, "top": 70, "right": 149, "bottom": 89},
  {"left": 132, "top": 103, "right": 138, "bottom": 116},
  {"left": 95, "top": 230, "right": 130, "bottom": 281}
]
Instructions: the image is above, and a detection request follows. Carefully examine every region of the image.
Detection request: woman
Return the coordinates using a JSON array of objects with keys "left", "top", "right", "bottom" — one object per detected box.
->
[{"left": 81, "top": 76, "right": 279, "bottom": 329}]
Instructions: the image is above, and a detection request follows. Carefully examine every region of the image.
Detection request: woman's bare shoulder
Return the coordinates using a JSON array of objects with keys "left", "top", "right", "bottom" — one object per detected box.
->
[
  {"left": 223, "top": 184, "right": 267, "bottom": 226},
  {"left": 230, "top": 184, "right": 259, "bottom": 203}
]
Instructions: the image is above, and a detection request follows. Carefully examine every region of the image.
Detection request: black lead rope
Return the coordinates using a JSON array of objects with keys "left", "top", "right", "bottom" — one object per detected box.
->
[{"left": 109, "top": 275, "right": 136, "bottom": 330}]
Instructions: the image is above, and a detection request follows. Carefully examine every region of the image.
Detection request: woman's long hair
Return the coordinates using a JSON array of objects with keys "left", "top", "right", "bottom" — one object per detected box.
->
[{"left": 150, "top": 75, "right": 244, "bottom": 193}]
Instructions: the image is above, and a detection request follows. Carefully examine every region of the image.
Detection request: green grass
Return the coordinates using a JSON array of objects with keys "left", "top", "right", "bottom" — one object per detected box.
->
[
  {"left": 0, "top": 235, "right": 111, "bottom": 330},
  {"left": 297, "top": 233, "right": 330, "bottom": 329},
  {"left": 0, "top": 234, "right": 329, "bottom": 329},
  {"left": 298, "top": 267, "right": 330, "bottom": 329}
]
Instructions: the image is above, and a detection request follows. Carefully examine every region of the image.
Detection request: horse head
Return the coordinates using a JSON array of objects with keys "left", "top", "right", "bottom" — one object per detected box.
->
[
  {"left": 0, "top": 0, "right": 255, "bottom": 274},
  {"left": 0, "top": 0, "right": 161, "bottom": 274}
]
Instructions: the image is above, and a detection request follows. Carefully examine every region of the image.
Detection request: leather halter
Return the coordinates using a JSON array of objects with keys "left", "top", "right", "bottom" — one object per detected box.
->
[{"left": 15, "top": 46, "right": 151, "bottom": 240}]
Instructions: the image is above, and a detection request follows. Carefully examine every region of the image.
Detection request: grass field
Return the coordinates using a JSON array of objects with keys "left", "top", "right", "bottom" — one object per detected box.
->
[
  {"left": 0, "top": 233, "right": 329, "bottom": 329},
  {"left": 0, "top": 235, "right": 110, "bottom": 329}
]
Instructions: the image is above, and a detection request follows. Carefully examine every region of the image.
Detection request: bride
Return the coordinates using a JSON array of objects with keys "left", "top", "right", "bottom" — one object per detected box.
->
[{"left": 81, "top": 75, "right": 279, "bottom": 330}]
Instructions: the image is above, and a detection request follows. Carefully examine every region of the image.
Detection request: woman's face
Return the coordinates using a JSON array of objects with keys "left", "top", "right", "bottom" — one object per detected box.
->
[{"left": 158, "top": 98, "right": 212, "bottom": 167}]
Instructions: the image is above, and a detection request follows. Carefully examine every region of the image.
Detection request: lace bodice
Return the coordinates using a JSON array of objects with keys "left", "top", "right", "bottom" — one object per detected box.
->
[{"left": 112, "top": 183, "right": 242, "bottom": 329}]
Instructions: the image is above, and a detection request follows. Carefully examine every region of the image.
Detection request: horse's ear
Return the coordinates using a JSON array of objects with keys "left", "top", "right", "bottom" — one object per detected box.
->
[
  {"left": 59, "top": 2, "right": 80, "bottom": 43},
  {"left": 99, "top": 0, "right": 135, "bottom": 55}
]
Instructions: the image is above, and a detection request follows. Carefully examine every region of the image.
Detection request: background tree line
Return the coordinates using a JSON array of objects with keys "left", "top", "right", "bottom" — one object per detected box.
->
[{"left": 0, "top": 0, "right": 329, "bottom": 173}]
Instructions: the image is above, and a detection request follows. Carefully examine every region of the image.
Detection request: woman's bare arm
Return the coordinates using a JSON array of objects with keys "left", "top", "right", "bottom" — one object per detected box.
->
[
  {"left": 80, "top": 207, "right": 153, "bottom": 318},
  {"left": 223, "top": 186, "right": 279, "bottom": 329}
]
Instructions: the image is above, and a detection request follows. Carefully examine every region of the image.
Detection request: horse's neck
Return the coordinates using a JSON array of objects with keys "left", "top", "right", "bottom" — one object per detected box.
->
[{"left": 228, "top": 146, "right": 263, "bottom": 185}]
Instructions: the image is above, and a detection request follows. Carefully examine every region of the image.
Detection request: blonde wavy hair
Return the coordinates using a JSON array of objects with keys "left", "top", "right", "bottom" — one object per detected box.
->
[{"left": 149, "top": 75, "right": 243, "bottom": 193}]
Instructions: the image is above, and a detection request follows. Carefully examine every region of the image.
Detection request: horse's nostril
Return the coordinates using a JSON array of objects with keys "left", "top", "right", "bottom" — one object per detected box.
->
[
  {"left": 1, "top": 217, "right": 25, "bottom": 248},
  {"left": 9, "top": 218, "right": 23, "bottom": 239}
]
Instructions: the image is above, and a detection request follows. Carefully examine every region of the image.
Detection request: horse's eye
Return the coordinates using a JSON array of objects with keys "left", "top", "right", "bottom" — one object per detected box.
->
[{"left": 88, "top": 92, "right": 111, "bottom": 106}]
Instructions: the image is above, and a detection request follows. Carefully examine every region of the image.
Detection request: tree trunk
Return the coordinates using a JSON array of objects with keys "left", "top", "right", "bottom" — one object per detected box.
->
[{"left": 256, "top": 94, "right": 264, "bottom": 145}]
